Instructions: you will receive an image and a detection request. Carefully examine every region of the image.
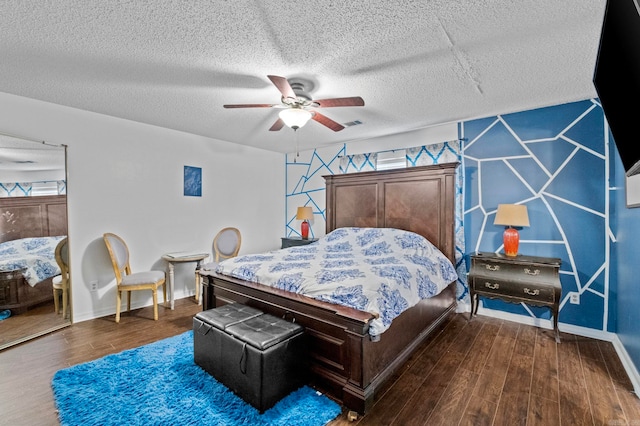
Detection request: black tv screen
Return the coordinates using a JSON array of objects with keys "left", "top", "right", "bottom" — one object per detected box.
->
[{"left": 593, "top": 0, "right": 640, "bottom": 176}]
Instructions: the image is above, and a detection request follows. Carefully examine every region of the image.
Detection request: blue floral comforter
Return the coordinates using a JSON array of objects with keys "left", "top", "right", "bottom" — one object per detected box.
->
[
  {"left": 215, "top": 227, "right": 458, "bottom": 337},
  {"left": 0, "top": 236, "right": 65, "bottom": 286}
]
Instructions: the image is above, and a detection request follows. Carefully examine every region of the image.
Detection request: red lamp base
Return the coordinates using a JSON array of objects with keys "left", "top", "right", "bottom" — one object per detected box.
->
[
  {"left": 301, "top": 220, "right": 310, "bottom": 239},
  {"left": 503, "top": 227, "right": 520, "bottom": 257}
]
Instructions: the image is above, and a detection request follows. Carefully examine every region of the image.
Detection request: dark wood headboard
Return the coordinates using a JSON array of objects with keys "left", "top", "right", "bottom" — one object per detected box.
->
[
  {"left": 324, "top": 163, "right": 458, "bottom": 262},
  {"left": 0, "top": 195, "right": 67, "bottom": 243}
]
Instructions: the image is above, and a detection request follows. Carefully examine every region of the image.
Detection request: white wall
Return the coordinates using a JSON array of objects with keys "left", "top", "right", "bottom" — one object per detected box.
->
[
  {"left": 0, "top": 168, "right": 65, "bottom": 183},
  {"left": 0, "top": 92, "right": 284, "bottom": 322},
  {"left": 344, "top": 123, "right": 458, "bottom": 156}
]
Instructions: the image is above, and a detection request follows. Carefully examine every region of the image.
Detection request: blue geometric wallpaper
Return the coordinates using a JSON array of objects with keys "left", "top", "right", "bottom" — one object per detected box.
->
[
  {"left": 339, "top": 153, "right": 376, "bottom": 173},
  {"left": 285, "top": 146, "right": 346, "bottom": 239},
  {"left": 0, "top": 180, "right": 67, "bottom": 197},
  {"left": 462, "top": 99, "right": 612, "bottom": 332},
  {"left": 285, "top": 98, "right": 613, "bottom": 334},
  {"left": 0, "top": 182, "right": 32, "bottom": 197}
]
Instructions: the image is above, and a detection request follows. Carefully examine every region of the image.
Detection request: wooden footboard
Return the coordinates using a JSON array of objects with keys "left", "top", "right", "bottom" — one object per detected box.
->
[{"left": 201, "top": 271, "right": 457, "bottom": 414}]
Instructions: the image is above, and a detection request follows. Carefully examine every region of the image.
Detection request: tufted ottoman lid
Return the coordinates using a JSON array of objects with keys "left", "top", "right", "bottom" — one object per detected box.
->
[
  {"left": 226, "top": 313, "right": 303, "bottom": 350},
  {"left": 195, "top": 303, "right": 263, "bottom": 331}
]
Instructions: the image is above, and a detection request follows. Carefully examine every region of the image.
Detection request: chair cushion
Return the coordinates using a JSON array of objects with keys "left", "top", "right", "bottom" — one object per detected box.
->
[
  {"left": 121, "top": 270, "right": 165, "bottom": 286},
  {"left": 104, "top": 234, "right": 129, "bottom": 270},
  {"left": 217, "top": 231, "right": 239, "bottom": 256}
]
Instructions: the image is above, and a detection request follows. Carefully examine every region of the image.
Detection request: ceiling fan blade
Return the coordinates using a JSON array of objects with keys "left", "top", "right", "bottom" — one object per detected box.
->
[
  {"left": 223, "top": 104, "right": 275, "bottom": 108},
  {"left": 314, "top": 97, "right": 365, "bottom": 108},
  {"left": 312, "top": 112, "right": 345, "bottom": 132},
  {"left": 267, "top": 75, "right": 296, "bottom": 100},
  {"left": 269, "top": 118, "right": 285, "bottom": 131}
]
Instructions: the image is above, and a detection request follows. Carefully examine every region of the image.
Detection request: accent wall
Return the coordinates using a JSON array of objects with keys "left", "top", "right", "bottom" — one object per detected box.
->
[{"left": 462, "top": 99, "right": 613, "bottom": 333}]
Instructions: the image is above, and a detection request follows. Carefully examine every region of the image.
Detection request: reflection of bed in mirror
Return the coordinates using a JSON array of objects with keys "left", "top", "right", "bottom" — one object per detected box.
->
[
  {"left": 200, "top": 163, "right": 459, "bottom": 414},
  {"left": 0, "top": 195, "right": 67, "bottom": 314}
]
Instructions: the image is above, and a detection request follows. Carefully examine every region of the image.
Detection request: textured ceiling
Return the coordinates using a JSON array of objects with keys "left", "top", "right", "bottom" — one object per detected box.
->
[{"left": 0, "top": 0, "right": 606, "bottom": 170}]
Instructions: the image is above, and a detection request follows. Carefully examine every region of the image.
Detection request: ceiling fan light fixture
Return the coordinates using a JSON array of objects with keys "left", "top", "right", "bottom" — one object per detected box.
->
[{"left": 279, "top": 108, "right": 312, "bottom": 130}]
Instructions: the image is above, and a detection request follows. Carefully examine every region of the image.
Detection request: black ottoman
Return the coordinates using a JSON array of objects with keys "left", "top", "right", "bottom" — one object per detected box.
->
[
  {"left": 193, "top": 303, "right": 263, "bottom": 379},
  {"left": 193, "top": 304, "right": 308, "bottom": 412}
]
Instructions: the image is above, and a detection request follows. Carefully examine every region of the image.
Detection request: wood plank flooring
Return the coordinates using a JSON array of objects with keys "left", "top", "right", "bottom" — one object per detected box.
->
[
  {"left": 1, "top": 298, "right": 639, "bottom": 425},
  {"left": 0, "top": 300, "right": 70, "bottom": 351}
]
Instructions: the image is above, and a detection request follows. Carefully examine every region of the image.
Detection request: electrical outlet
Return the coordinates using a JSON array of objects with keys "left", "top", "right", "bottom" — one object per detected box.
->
[
  {"left": 90, "top": 281, "right": 99, "bottom": 291},
  {"left": 569, "top": 291, "right": 580, "bottom": 305}
]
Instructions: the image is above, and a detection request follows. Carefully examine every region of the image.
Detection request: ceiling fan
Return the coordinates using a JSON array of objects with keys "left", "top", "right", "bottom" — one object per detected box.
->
[{"left": 223, "top": 75, "right": 364, "bottom": 132}]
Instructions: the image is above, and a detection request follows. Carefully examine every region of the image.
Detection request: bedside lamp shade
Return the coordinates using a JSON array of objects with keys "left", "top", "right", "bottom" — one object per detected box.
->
[
  {"left": 494, "top": 204, "right": 529, "bottom": 257},
  {"left": 296, "top": 206, "right": 314, "bottom": 239}
]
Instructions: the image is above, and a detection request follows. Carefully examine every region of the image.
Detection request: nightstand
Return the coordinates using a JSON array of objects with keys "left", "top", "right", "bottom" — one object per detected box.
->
[
  {"left": 0, "top": 267, "right": 25, "bottom": 307},
  {"left": 468, "top": 252, "right": 562, "bottom": 343},
  {"left": 281, "top": 237, "right": 318, "bottom": 249}
]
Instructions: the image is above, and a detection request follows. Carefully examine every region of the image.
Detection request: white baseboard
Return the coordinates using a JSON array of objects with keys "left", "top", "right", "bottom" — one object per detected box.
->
[
  {"left": 474, "top": 307, "right": 640, "bottom": 397},
  {"left": 72, "top": 289, "right": 193, "bottom": 323},
  {"left": 611, "top": 335, "right": 640, "bottom": 398}
]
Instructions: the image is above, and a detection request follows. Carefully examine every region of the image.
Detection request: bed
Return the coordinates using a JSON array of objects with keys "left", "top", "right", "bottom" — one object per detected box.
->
[
  {"left": 200, "top": 163, "right": 459, "bottom": 414},
  {"left": 0, "top": 236, "right": 65, "bottom": 284},
  {"left": 0, "top": 195, "right": 67, "bottom": 314}
]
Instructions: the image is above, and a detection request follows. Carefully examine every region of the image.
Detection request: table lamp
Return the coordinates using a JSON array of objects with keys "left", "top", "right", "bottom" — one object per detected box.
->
[
  {"left": 494, "top": 204, "right": 529, "bottom": 257},
  {"left": 296, "top": 206, "right": 313, "bottom": 239}
]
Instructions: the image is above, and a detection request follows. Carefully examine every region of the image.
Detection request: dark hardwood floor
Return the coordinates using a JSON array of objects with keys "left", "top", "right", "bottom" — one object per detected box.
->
[
  {"left": 0, "top": 300, "right": 70, "bottom": 350},
  {"left": 1, "top": 298, "right": 639, "bottom": 425}
]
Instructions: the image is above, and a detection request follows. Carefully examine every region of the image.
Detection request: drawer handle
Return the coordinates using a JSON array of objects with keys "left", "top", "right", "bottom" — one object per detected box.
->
[
  {"left": 485, "top": 282, "right": 499, "bottom": 290},
  {"left": 523, "top": 268, "right": 540, "bottom": 276},
  {"left": 282, "top": 311, "right": 296, "bottom": 323},
  {"left": 485, "top": 264, "right": 500, "bottom": 271},
  {"left": 523, "top": 288, "right": 540, "bottom": 296}
]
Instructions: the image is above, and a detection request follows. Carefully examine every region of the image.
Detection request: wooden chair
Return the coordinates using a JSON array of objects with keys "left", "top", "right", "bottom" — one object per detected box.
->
[
  {"left": 52, "top": 237, "right": 70, "bottom": 318},
  {"left": 198, "top": 227, "right": 241, "bottom": 296},
  {"left": 213, "top": 227, "right": 242, "bottom": 262},
  {"left": 103, "top": 233, "right": 166, "bottom": 322}
]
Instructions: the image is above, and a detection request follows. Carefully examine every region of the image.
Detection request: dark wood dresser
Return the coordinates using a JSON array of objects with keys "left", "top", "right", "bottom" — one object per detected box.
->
[
  {"left": 280, "top": 237, "right": 318, "bottom": 249},
  {"left": 468, "top": 252, "right": 562, "bottom": 342}
]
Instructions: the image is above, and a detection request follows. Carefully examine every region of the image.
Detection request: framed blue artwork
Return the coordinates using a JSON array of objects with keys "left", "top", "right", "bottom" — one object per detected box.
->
[{"left": 184, "top": 166, "right": 202, "bottom": 197}]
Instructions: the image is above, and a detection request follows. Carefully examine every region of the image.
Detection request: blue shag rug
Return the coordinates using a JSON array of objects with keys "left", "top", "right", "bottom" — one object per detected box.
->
[
  {"left": 0, "top": 309, "right": 10, "bottom": 321},
  {"left": 51, "top": 331, "right": 341, "bottom": 426}
]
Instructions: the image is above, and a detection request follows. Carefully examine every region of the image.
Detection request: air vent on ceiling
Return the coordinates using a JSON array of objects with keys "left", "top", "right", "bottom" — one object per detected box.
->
[{"left": 343, "top": 120, "right": 363, "bottom": 127}]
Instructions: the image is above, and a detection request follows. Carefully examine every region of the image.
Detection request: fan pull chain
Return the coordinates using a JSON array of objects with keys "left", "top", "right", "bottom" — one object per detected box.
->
[{"left": 294, "top": 130, "right": 300, "bottom": 163}]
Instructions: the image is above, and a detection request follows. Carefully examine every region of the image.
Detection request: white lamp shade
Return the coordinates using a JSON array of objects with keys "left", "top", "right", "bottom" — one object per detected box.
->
[{"left": 279, "top": 108, "right": 313, "bottom": 129}]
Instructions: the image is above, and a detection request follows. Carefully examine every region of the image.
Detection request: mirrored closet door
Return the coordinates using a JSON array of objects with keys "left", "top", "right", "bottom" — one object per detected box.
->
[{"left": 0, "top": 134, "right": 70, "bottom": 350}]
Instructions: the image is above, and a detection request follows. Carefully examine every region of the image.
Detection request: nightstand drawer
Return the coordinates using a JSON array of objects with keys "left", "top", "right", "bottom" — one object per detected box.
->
[
  {"left": 472, "top": 257, "right": 557, "bottom": 285},
  {"left": 470, "top": 277, "right": 556, "bottom": 303}
]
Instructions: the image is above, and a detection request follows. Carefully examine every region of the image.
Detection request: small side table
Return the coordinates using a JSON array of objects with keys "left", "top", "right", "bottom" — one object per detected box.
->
[
  {"left": 468, "top": 252, "right": 562, "bottom": 342},
  {"left": 281, "top": 237, "right": 318, "bottom": 249},
  {"left": 162, "top": 252, "right": 209, "bottom": 309}
]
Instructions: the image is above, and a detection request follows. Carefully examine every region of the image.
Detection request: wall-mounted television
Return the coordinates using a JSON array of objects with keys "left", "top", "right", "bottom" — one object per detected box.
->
[{"left": 593, "top": 0, "right": 640, "bottom": 177}]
